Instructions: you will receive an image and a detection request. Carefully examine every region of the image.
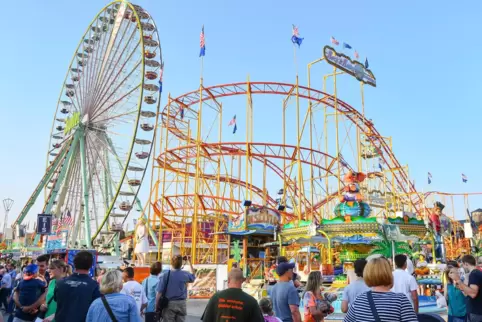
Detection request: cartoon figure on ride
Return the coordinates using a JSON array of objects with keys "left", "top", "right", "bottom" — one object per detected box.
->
[
  {"left": 429, "top": 201, "right": 450, "bottom": 259},
  {"left": 334, "top": 171, "right": 371, "bottom": 221}
]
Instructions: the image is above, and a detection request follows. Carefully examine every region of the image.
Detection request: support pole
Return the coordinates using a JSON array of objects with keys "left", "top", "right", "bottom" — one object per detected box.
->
[{"left": 79, "top": 129, "right": 92, "bottom": 248}]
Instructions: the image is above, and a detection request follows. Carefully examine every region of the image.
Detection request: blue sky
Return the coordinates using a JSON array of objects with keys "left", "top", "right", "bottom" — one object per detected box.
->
[{"left": 1, "top": 0, "right": 481, "bottom": 227}]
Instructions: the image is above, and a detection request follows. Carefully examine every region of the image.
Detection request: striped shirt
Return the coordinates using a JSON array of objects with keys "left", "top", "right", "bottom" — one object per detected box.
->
[{"left": 344, "top": 291, "right": 418, "bottom": 322}]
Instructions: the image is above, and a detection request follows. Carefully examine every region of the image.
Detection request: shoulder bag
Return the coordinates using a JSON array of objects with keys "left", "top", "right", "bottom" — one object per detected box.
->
[
  {"left": 156, "top": 270, "right": 171, "bottom": 313},
  {"left": 101, "top": 295, "right": 118, "bottom": 322},
  {"left": 366, "top": 291, "right": 381, "bottom": 322}
]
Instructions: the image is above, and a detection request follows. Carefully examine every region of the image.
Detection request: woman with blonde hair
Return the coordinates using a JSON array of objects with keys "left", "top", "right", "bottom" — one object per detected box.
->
[
  {"left": 39, "top": 259, "right": 70, "bottom": 322},
  {"left": 344, "top": 257, "right": 418, "bottom": 322},
  {"left": 86, "top": 270, "right": 141, "bottom": 322}
]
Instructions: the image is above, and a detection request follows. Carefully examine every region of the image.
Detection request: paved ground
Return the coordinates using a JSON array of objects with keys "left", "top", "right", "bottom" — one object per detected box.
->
[{"left": 186, "top": 299, "right": 208, "bottom": 321}]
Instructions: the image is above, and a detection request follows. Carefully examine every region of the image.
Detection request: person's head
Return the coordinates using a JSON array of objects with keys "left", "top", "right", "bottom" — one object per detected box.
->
[
  {"left": 276, "top": 262, "right": 295, "bottom": 281},
  {"left": 446, "top": 266, "right": 459, "bottom": 285},
  {"left": 227, "top": 268, "right": 245, "bottom": 288},
  {"left": 259, "top": 297, "right": 274, "bottom": 316},
  {"left": 100, "top": 270, "right": 123, "bottom": 295},
  {"left": 277, "top": 256, "right": 288, "bottom": 264},
  {"left": 0, "top": 268, "right": 6, "bottom": 275},
  {"left": 150, "top": 262, "right": 163, "bottom": 276},
  {"left": 36, "top": 254, "right": 49, "bottom": 274},
  {"left": 446, "top": 260, "right": 458, "bottom": 268},
  {"left": 48, "top": 259, "right": 69, "bottom": 280},
  {"left": 364, "top": 257, "right": 393, "bottom": 288},
  {"left": 354, "top": 259, "right": 368, "bottom": 278},
  {"left": 305, "top": 271, "right": 322, "bottom": 294},
  {"left": 461, "top": 254, "right": 476, "bottom": 272},
  {"left": 123, "top": 266, "right": 134, "bottom": 281},
  {"left": 24, "top": 264, "right": 39, "bottom": 279},
  {"left": 73, "top": 251, "right": 93, "bottom": 272},
  {"left": 171, "top": 255, "right": 183, "bottom": 270},
  {"left": 394, "top": 254, "right": 408, "bottom": 270}
]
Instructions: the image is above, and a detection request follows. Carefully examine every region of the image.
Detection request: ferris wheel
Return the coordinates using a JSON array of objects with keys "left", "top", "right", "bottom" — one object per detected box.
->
[{"left": 14, "top": 1, "right": 162, "bottom": 248}]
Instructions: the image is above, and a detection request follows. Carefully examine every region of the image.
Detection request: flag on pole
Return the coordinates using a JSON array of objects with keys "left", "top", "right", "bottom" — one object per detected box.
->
[
  {"left": 365, "top": 57, "right": 369, "bottom": 68},
  {"left": 330, "top": 36, "right": 339, "bottom": 46},
  {"left": 378, "top": 161, "right": 383, "bottom": 171},
  {"left": 180, "top": 106, "right": 185, "bottom": 119},
  {"left": 343, "top": 42, "right": 352, "bottom": 49},
  {"left": 291, "top": 24, "right": 303, "bottom": 47},
  {"left": 354, "top": 50, "right": 359, "bottom": 59},
  {"left": 428, "top": 172, "right": 432, "bottom": 184},
  {"left": 462, "top": 173, "right": 468, "bottom": 183},
  {"left": 318, "top": 167, "right": 322, "bottom": 183},
  {"left": 228, "top": 114, "right": 237, "bottom": 134},
  {"left": 158, "top": 63, "right": 164, "bottom": 93},
  {"left": 228, "top": 114, "right": 236, "bottom": 126},
  {"left": 199, "top": 25, "right": 206, "bottom": 57}
]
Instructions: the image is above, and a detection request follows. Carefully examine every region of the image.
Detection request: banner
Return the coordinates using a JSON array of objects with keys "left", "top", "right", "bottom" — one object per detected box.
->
[
  {"left": 323, "top": 46, "right": 376, "bottom": 87},
  {"left": 37, "top": 214, "right": 53, "bottom": 235}
]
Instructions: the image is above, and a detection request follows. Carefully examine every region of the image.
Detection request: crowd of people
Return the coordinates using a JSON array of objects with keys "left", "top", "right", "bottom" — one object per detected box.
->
[
  {"left": 202, "top": 254, "right": 482, "bottom": 322},
  {"left": 0, "top": 252, "right": 480, "bottom": 321}
]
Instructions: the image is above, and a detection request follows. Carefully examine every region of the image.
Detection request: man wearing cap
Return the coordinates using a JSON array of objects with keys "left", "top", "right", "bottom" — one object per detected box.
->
[
  {"left": 270, "top": 262, "right": 301, "bottom": 322},
  {"left": 12, "top": 264, "right": 47, "bottom": 322}
]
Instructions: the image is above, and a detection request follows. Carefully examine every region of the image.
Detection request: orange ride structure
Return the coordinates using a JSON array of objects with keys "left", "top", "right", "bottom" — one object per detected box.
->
[{"left": 145, "top": 44, "right": 437, "bottom": 265}]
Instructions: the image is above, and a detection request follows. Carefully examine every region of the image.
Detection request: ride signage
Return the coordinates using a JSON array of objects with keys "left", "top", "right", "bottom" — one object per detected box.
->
[
  {"left": 37, "top": 214, "right": 53, "bottom": 235},
  {"left": 323, "top": 46, "right": 376, "bottom": 87}
]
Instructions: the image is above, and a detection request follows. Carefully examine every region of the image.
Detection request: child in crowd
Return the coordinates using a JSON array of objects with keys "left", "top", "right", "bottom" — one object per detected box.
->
[{"left": 259, "top": 298, "right": 282, "bottom": 322}]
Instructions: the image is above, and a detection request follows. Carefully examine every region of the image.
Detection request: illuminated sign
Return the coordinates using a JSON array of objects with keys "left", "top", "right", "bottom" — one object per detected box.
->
[
  {"left": 323, "top": 46, "right": 376, "bottom": 87},
  {"left": 64, "top": 112, "right": 80, "bottom": 134}
]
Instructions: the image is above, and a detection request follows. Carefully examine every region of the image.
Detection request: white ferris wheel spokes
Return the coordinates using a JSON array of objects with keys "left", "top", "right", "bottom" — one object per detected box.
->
[{"left": 13, "top": 1, "right": 163, "bottom": 249}]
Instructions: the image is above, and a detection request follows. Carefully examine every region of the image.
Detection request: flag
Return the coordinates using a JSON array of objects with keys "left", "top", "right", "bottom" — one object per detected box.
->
[
  {"left": 291, "top": 25, "right": 303, "bottom": 47},
  {"left": 158, "top": 64, "right": 164, "bottom": 93},
  {"left": 378, "top": 162, "right": 383, "bottom": 171},
  {"left": 199, "top": 25, "right": 205, "bottom": 57},
  {"left": 365, "top": 57, "right": 369, "bottom": 68},
  {"left": 330, "top": 36, "right": 339, "bottom": 46},
  {"left": 354, "top": 50, "right": 359, "bottom": 59},
  {"left": 318, "top": 167, "right": 322, "bottom": 183},
  {"left": 428, "top": 172, "right": 432, "bottom": 184},
  {"left": 180, "top": 106, "right": 184, "bottom": 119},
  {"left": 462, "top": 173, "right": 468, "bottom": 183},
  {"left": 343, "top": 42, "right": 352, "bottom": 49},
  {"left": 228, "top": 114, "right": 236, "bottom": 126},
  {"left": 233, "top": 123, "right": 237, "bottom": 134}
]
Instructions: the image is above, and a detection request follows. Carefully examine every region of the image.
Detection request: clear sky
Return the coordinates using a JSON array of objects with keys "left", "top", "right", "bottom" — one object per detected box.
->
[{"left": 1, "top": 0, "right": 481, "bottom": 227}]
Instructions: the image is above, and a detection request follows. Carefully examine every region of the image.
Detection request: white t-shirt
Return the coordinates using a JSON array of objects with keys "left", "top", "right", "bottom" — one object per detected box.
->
[
  {"left": 391, "top": 269, "right": 418, "bottom": 308},
  {"left": 121, "top": 280, "right": 147, "bottom": 312},
  {"left": 405, "top": 258, "right": 414, "bottom": 275}
]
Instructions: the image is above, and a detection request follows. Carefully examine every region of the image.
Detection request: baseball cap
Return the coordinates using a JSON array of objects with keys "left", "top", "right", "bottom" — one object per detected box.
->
[
  {"left": 276, "top": 262, "right": 295, "bottom": 276},
  {"left": 24, "top": 264, "right": 39, "bottom": 274}
]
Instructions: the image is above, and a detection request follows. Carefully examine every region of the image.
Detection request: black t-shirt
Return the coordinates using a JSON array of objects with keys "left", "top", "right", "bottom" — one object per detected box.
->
[
  {"left": 54, "top": 273, "right": 101, "bottom": 322},
  {"left": 468, "top": 269, "right": 482, "bottom": 315},
  {"left": 201, "top": 288, "right": 264, "bottom": 322},
  {"left": 15, "top": 278, "right": 47, "bottom": 321}
]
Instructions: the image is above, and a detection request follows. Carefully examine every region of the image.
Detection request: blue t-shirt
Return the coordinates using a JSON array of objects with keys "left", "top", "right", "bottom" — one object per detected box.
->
[
  {"left": 156, "top": 269, "right": 195, "bottom": 301},
  {"left": 271, "top": 281, "right": 300, "bottom": 322},
  {"left": 142, "top": 275, "right": 159, "bottom": 312},
  {"left": 15, "top": 278, "right": 47, "bottom": 321},
  {"left": 54, "top": 273, "right": 101, "bottom": 322},
  {"left": 447, "top": 284, "right": 466, "bottom": 317}
]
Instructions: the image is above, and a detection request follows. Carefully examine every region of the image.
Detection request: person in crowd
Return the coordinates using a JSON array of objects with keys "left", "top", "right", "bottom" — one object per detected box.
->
[
  {"left": 96, "top": 268, "right": 106, "bottom": 284},
  {"left": 444, "top": 265, "right": 466, "bottom": 322},
  {"left": 54, "top": 251, "right": 101, "bottom": 322},
  {"left": 141, "top": 262, "right": 162, "bottom": 322},
  {"left": 303, "top": 271, "right": 327, "bottom": 322},
  {"left": 344, "top": 257, "right": 418, "bottom": 322},
  {"left": 259, "top": 297, "right": 283, "bottom": 322},
  {"left": 391, "top": 254, "right": 419, "bottom": 313},
  {"left": 201, "top": 268, "right": 263, "bottom": 322},
  {"left": 86, "top": 270, "right": 142, "bottom": 322},
  {"left": 451, "top": 254, "right": 482, "bottom": 321},
  {"left": 265, "top": 260, "right": 277, "bottom": 295},
  {"left": 156, "top": 255, "right": 196, "bottom": 322},
  {"left": 36, "top": 255, "right": 50, "bottom": 284},
  {"left": 0, "top": 268, "right": 12, "bottom": 311},
  {"left": 121, "top": 267, "right": 147, "bottom": 316},
  {"left": 270, "top": 261, "right": 301, "bottom": 322},
  {"left": 7, "top": 264, "right": 16, "bottom": 281},
  {"left": 342, "top": 259, "right": 370, "bottom": 313},
  {"left": 277, "top": 257, "right": 301, "bottom": 288},
  {"left": 12, "top": 264, "right": 47, "bottom": 322},
  {"left": 39, "top": 259, "right": 71, "bottom": 322}
]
